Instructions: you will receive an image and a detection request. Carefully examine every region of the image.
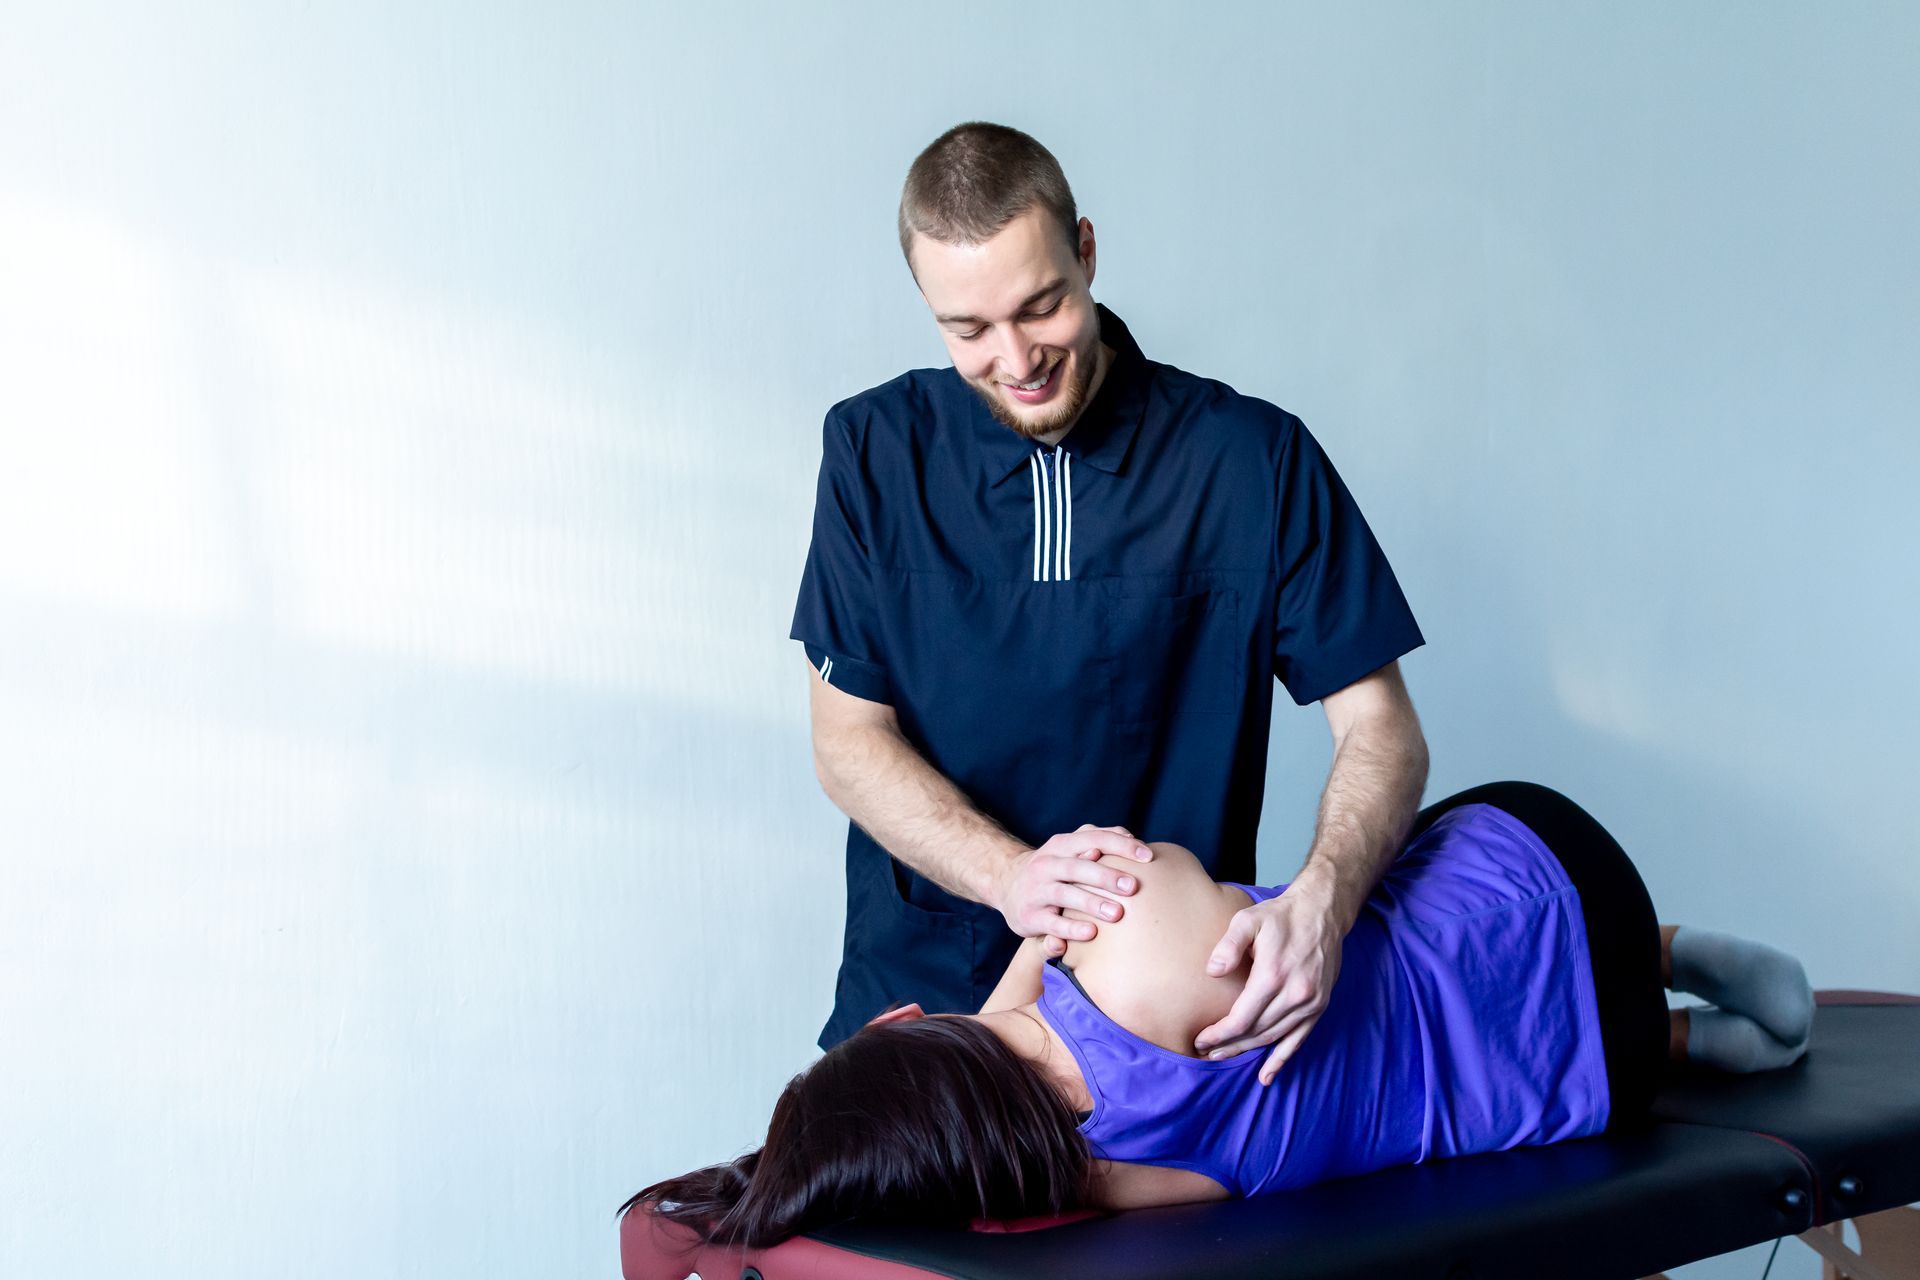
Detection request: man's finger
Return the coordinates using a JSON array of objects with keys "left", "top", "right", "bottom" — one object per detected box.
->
[
  {"left": 1194, "top": 960, "right": 1283, "bottom": 1051},
  {"left": 1204, "top": 911, "right": 1258, "bottom": 976},
  {"left": 1204, "top": 994, "right": 1316, "bottom": 1059},
  {"left": 1058, "top": 830, "right": 1154, "bottom": 863},
  {"left": 1055, "top": 883, "right": 1131, "bottom": 923},
  {"left": 1028, "top": 852, "right": 1136, "bottom": 901},
  {"left": 1050, "top": 854, "right": 1142, "bottom": 900},
  {"left": 1197, "top": 985, "right": 1290, "bottom": 1056},
  {"left": 1257, "top": 1013, "right": 1324, "bottom": 1085},
  {"left": 1034, "top": 908, "right": 1097, "bottom": 944}
]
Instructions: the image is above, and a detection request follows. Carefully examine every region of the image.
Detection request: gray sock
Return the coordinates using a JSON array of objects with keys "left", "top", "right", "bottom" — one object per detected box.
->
[
  {"left": 1668, "top": 926, "right": 1814, "bottom": 1049},
  {"left": 1685, "top": 1005, "right": 1810, "bottom": 1072}
]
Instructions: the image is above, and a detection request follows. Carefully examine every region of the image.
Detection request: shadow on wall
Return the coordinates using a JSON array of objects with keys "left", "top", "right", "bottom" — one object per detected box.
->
[{"left": 0, "top": 191, "right": 846, "bottom": 1271}]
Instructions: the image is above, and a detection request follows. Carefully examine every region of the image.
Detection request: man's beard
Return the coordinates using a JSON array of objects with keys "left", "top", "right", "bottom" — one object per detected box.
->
[{"left": 972, "top": 337, "right": 1103, "bottom": 440}]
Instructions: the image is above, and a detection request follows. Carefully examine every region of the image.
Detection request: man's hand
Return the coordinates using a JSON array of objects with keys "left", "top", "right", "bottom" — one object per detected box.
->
[
  {"left": 1192, "top": 883, "right": 1347, "bottom": 1086},
  {"left": 992, "top": 824, "right": 1154, "bottom": 956}
]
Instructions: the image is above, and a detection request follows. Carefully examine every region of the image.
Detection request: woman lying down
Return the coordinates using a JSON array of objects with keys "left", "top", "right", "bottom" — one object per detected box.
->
[{"left": 625, "top": 781, "right": 1814, "bottom": 1248}]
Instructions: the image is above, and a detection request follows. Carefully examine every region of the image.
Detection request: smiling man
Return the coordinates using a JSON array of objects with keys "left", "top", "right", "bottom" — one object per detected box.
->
[{"left": 792, "top": 121, "right": 1431, "bottom": 1080}]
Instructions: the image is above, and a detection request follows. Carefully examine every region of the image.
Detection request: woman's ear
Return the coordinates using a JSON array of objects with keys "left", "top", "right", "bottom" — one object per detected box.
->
[{"left": 865, "top": 1002, "right": 925, "bottom": 1027}]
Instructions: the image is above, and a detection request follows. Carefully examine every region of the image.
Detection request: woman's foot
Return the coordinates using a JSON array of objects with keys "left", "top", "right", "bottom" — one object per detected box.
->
[
  {"left": 1686, "top": 1006, "right": 1811, "bottom": 1071},
  {"left": 1659, "top": 923, "right": 1814, "bottom": 1072},
  {"left": 1669, "top": 925, "right": 1814, "bottom": 1047}
]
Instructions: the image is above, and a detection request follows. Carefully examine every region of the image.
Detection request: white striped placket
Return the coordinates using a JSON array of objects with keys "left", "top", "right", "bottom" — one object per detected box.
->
[{"left": 1027, "top": 446, "right": 1074, "bottom": 582}]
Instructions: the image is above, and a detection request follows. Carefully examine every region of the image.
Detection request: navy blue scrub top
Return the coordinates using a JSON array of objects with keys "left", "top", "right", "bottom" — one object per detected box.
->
[{"left": 792, "top": 303, "right": 1424, "bottom": 1049}]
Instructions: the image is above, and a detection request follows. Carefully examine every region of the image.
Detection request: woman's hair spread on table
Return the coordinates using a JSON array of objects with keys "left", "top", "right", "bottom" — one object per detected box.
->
[{"left": 621, "top": 1009, "right": 1090, "bottom": 1248}]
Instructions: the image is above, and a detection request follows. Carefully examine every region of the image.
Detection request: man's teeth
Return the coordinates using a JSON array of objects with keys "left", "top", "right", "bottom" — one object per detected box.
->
[{"left": 1016, "top": 369, "right": 1050, "bottom": 390}]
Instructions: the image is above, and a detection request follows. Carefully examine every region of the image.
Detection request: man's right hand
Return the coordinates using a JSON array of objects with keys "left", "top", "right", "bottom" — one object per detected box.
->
[{"left": 992, "top": 824, "right": 1155, "bottom": 956}]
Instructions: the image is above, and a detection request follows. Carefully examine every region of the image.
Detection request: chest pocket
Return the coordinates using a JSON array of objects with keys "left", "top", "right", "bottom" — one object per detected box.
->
[{"left": 1102, "top": 587, "right": 1242, "bottom": 728}]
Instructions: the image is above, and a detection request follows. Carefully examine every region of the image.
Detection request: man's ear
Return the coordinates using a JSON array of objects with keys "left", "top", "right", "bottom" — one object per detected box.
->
[{"left": 865, "top": 1002, "right": 925, "bottom": 1027}]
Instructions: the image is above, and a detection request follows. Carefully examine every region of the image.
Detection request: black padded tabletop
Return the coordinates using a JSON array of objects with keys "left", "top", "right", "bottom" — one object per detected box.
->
[
  {"left": 1651, "top": 994, "right": 1920, "bottom": 1224},
  {"left": 811, "top": 1124, "right": 1809, "bottom": 1280}
]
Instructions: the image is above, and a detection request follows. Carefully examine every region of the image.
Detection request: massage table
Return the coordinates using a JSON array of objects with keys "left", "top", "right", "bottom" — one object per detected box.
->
[{"left": 622, "top": 991, "right": 1920, "bottom": 1279}]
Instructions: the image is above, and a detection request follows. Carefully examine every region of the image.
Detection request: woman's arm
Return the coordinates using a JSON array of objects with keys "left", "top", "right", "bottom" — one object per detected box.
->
[
  {"left": 1088, "top": 1160, "right": 1234, "bottom": 1209},
  {"left": 978, "top": 934, "right": 1048, "bottom": 1013}
]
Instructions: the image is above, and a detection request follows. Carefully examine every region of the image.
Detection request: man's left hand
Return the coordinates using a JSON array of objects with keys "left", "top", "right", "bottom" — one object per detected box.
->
[{"left": 1192, "top": 884, "right": 1347, "bottom": 1086}]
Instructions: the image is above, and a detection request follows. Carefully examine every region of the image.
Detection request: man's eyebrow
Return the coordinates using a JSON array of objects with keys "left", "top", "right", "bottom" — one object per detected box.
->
[{"left": 936, "top": 278, "right": 1069, "bottom": 326}]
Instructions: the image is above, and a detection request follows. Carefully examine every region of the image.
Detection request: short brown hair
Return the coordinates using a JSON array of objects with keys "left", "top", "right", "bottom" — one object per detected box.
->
[{"left": 897, "top": 122, "right": 1079, "bottom": 275}]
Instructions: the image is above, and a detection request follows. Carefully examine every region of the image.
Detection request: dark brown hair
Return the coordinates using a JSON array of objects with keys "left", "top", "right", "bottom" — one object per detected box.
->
[
  {"left": 897, "top": 122, "right": 1079, "bottom": 275},
  {"left": 620, "top": 1012, "right": 1090, "bottom": 1249}
]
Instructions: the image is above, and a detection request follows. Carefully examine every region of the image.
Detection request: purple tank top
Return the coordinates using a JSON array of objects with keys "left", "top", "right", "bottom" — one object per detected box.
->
[{"left": 1034, "top": 803, "right": 1610, "bottom": 1196}]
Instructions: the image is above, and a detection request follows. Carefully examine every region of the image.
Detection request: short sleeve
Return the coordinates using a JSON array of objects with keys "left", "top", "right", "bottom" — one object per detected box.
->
[
  {"left": 1271, "top": 417, "right": 1425, "bottom": 706},
  {"left": 789, "top": 410, "right": 894, "bottom": 705}
]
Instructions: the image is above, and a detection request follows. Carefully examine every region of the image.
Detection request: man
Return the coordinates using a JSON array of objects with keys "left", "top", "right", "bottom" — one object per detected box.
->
[{"left": 791, "top": 122, "right": 1430, "bottom": 1084}]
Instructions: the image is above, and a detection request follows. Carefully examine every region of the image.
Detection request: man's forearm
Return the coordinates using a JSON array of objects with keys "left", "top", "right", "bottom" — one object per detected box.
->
[
  {"left": 1290, "top": 718, "right": 1430, "bottom": 934},
  {"left": 813, "top": 720, "right": 1025, "bottom": 907}
]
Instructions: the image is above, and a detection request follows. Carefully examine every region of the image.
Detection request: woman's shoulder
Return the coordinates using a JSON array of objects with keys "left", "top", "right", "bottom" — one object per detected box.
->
[
  {"left": 1063, "top": 841, "right": 1250, "bottom": 927},
  {"left": 1058, "top": 842, "right": 1257, "bottom": 1056}
]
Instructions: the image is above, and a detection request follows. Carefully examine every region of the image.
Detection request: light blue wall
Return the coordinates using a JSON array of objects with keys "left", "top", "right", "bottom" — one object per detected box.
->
[{"left": 1, "top": 4, "right": 1913, "bottom": 1277}]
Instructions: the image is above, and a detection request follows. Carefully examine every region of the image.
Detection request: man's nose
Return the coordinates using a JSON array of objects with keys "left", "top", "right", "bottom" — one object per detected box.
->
[{"left": 993, "top": 324, "right": 1041, "bottom": 380}]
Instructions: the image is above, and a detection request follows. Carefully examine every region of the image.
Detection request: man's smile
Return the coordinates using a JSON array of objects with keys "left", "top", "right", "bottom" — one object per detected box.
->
[{"left": 1002, "top": 357, "right": 1064, "bottom": 404}]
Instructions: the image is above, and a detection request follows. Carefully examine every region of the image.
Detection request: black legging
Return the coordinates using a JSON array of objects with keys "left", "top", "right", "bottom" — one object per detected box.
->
[{"left": 1406, "top": 781, "right": 1669, "bottom": 1128}]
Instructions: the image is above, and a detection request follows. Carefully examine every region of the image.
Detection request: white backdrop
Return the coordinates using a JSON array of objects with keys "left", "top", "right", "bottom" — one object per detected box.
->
[{"left": 2, "top": 3, "right": 1914, "bottom": 1277}]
